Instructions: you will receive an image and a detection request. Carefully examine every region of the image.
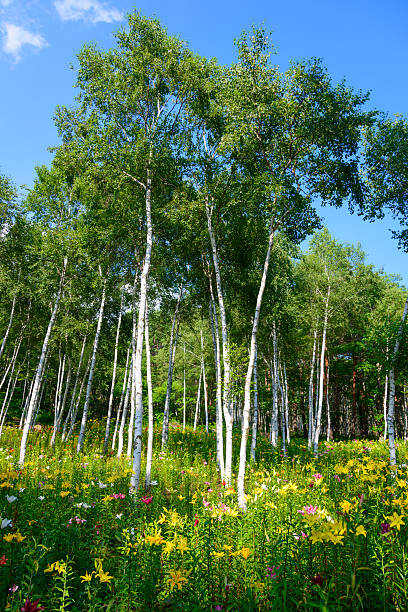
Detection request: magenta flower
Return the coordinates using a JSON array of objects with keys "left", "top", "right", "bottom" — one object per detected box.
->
[
  {"left": 21, "top": 599, "right": 45, "bottom": 612},
  {"left": 381, "top": 522, "right": 391, "bottom": 534},
  {"left": 267, "top": 565, "right": 280, "bottom": 579},
  {"left": 298, "top": 505, "right": 318, "bottom": 515},
  {"left": 141, "top": 496, "right": 153, "bottom": 504}
]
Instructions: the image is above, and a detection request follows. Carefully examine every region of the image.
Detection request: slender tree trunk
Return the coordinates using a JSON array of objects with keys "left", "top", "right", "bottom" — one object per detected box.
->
[
  {"left": 161, "top": 286, "right": 183, "bottom": 449},
  {"left": 209, "top": 295, "right": 224, "bottom": 477},
  {"left": 65, "top": 355, "right": 91, "bottom": 442},
  {"left": 19, "top": 257, "right": 67, "bottom": 467},
  {"left": 61, "top": 335, "right": 87, "bottom": 442},
  {"left": 0, "top": 364, "right": 21, "bottom": 438},
  {"left": 144, "top": 307, "right": 154, "bottom": 490},
  {"left": 270, "top": 323, "right": 279, "bottom": 447},
  {"left": 103, "top": 289, "right": 124, "bottom": 453},
  {"left": 284, "top": 363, "right": 290, "bottom": 445},
  {"left": 250, "top": 343, "right": 258, "bottom": 461},
  {"left": 117, "top": 357, "right": 132, "bottom": 458},
  {"left": 313, "top": 285, "right": 330, "bottom": 457},
  {"left": 77, "top": 273, "right": 106, "bottom": 453},
  {"left": 0, "top": 269, "right": 20, "bottom": 361},
  {"left": 51, "top": 356, "right": 71, "bottom": 448},
  {"left": 326, "top": 358, "right": 331, "bottom": 442},
  {"left": 130, "top": 167, "right": 153, "bottom": 494},
  {"left": 308, "top": 329, "right": 317, "bottom": 449},
  {"left": 205, "top": 197, "right": 232, "bottom": 483},
  {"left": 127, "top": 274, "right": 139, "bottom": 458},
  {"left": 383, "top": 374, "right": 389, "bottom": 440},
  {"left": 193, "top": 365, "right": 203, "bottom": 431},
  {"left": 238, "top": 225, "right": 275, "bottom": 511},
  {"left": 201, "top": 329, "right": 209, "bottom": 434},
  {"left": 112, "top": 343, "right": 131, "bottom": 451},
  {"left": 388, "top": 291, "right": 408, "bottom": 467},
  {"left": 182, "top": 342, "right": 186, "bottom": 431}
]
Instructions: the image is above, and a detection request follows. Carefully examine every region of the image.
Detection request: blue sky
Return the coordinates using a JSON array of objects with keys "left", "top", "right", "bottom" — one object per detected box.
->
[{"left": 1, "top": 0, "right": 407, "bottom": 284}]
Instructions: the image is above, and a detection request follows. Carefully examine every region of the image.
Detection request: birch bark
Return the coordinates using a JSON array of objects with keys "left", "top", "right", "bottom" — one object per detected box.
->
[
  {"left": 130, "top": 167, "right": 153, "bottom": 494},
  {"left": 19, "top": 257, "right": 67, "bottom": 467},
  {"left": 161, "top": 286, "right": 182, "bottom": 449},
  {"left": 308, "top": 330, "right": 317, "bottom": 449},
  {"left": 250, "top": 343, "right": 258, "bottom": 461},
  {"left": 237, "top": 226, "right": 275, "bottom": 510},
  {"left": 313, "top": 284, "right": 330, "bottom": 457},
  {"left": 103, "top": 289, "right": 124, "bottom": 453},
  {"left": 76, "top": 273, "right": 106, "bottom": 453},
  {"left": 144, "top": 307, "right": 154, "bottom": 490},
  {"left": 205, "top": 198, "right": 233, "bottom": 482},
  {"left": 387, "top": 291, "right": 408, "bottom": 467}
]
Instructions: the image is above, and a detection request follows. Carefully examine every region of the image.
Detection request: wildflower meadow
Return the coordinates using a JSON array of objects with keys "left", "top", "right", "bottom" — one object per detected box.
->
[{"left": 1, "top": 422, "right": 408, "bottom": 611}]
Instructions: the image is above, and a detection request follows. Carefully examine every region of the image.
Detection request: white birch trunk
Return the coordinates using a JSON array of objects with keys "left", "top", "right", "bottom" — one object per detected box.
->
[
  {"left": 193, "top": 365, "right": 203, "bottom": 431},
  {"left": 383, "top": 374, "right": 388, "bottom": 440},
  {"left": 76, "top": 274, "right": 106, "bottom": 453},
  {"left": 326, "top": 360, "right": 331, "bottom": 442},
  {"left": 284, "top": 363, "right": 290, "bottom": 445},
  {"left": 0, "top": 270, "right": 19, "bottom": 361},
  {"left": 65, "top": 355, "right": 91, "bottom": 442},
  {"left": 117, "top": 357, "right": 132, "bottom": 458},
  {"left": 182, "top": 342, "right": 186, "bottom": 431},
  {"left": 388, "top": 291, "right": 408, "bottom": 467},
  {"left": 201, "top": 329, "right": 209, "bottom": 434},
  {"left": 127, "top": 277, "right": 139, "bottom": 458},
  {"left": 250, "top": 343, "right": 258, "bottom": 461},
  {"left": 161, "top": 287, "right": 182, "bottom": 449},
  {"left": 237, "top": 226, "right": 275, "bottom": 510},
  {"left": 112, "top": 343, "right": 131, "bottom": 451},
  {"left": 19, "top": 257, "right": 67, "bottom": 467},
  {"left": 103, "top": 289, "right": 124, "bottom": 453},
  {"left": 130, "top": 167, "right": 153, "bottom": 494},
  {"left": 270, "top": 323, "right": 279, "bottom": 447},
  {"left": 308, "top": 329, "right": 317, "bottom": 450},
  {"left": 313, "top": 285, "right": 330, "bottom": 457},
  {"left": 209, "top": 295, "right": 224, "bottom": 477},
  {"left": 144, "top": 307, "right": 154, "bottom": 490},
  {"left": 61, "top": 335, "right": 87, "bottom": 442},
  {"left": 205, "top": 197, "right": 233, "bottom": 483}
]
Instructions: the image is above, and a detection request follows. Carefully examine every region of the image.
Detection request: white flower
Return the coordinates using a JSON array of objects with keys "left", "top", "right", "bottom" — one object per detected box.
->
[
  {"left": 116, "top": 513, "right": 123, "bottom": 519},
  {"left": 97, "top": 481, "right": 107, "bottom": 488},
  {"left": 75, "top": 502, "right": 91, "bottom": 509},
  {"left": 19, "top": 488, "right": 25, "bottom": 493},
  {"left": 1, "top": 518, "right": 12, "bottom": 529},
  {"left": 38, "top": 496, "right": 45, "bottom": 501},
  {"left": 6, "top": 495, "right": 17, "bottom": 503},
  {"left": 151, "top": 481, "right": 158, "bottom": 486}
]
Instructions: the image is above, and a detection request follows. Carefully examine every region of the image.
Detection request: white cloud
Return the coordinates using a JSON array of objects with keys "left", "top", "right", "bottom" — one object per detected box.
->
[
  {"left": 2, "top": 22, "right": 48, "bottom": 61},
  {"left": 0, "top": 1, "right": 13, "bottom": 7},
  {"left": 54, "top": 0, "right": 122, "bottom": 24}
]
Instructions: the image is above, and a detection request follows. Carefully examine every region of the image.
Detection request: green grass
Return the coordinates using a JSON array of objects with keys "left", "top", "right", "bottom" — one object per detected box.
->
[{"left": 0, "top": 423, "right": 407, "bottom": 610}]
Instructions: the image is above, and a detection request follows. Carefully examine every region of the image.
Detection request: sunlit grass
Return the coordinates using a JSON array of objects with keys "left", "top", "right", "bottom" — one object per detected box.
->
[{"left": 0, "top": 424, "right": 407, "bottom": 610}]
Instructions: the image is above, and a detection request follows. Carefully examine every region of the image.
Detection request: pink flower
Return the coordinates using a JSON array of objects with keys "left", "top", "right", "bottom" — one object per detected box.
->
[
  {"left": 9, "top": 584, "right": 19, "bottom": 593},
  {"left": 141, "top": 496, "right": 153, "bottom": 504},
  {"left": 298, "top": 505, "right": 318, "bottom": 515},
  {"left": 267, "top": 565, "right": 280, "bottom": 579},
  {"left": 312, "top": 473, "right": 323, "bottom": 480}
]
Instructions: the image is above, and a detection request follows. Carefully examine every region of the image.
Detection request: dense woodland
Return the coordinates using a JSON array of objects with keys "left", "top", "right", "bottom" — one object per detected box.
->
[{"left": 0, "top": 12, "right": 408, "bottom": 508}]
